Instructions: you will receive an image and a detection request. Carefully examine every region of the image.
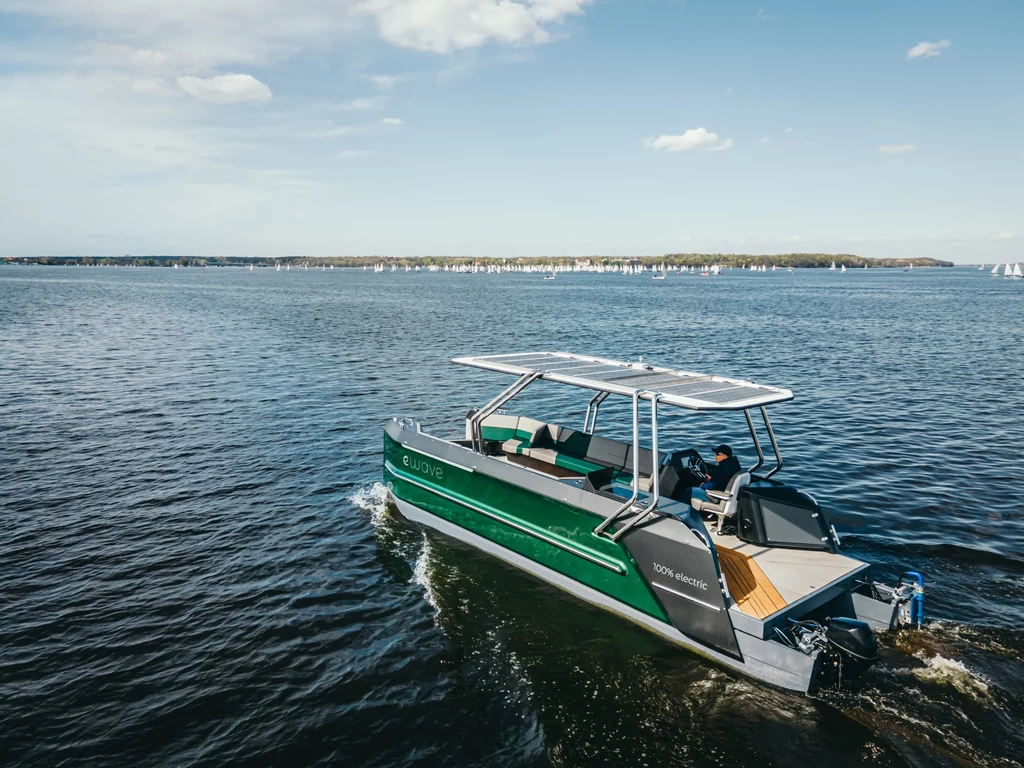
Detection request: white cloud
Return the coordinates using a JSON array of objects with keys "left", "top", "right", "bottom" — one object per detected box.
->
[
  {"left": 354, "top": 0, "right": 593, "bottom": 53},
  {"left": 369, "top": 74, "right": 401, "bottom": 89},
  {"left": 336, "top": 95, "right": 387, "bottom": 110},
  {"left": 755, "top": 8, "right": 776, "bottom": 21},
  {"left": 381, "top": 117, "right": 403, "bottom": 125},
  {"left": 778, "top": 234, "right": 802, "bottom": 242},
  {"left": 3, "top": 0, "right": 593, "bottom": 68},
  {"left": 334, "top": 149, "right": 374, "bottom": 159},
  {"left": 644, "top": 128, "right": 733, "bottom": 152},
  {"left": 878, "top": 144, "right": 917, "bottom": 155},
  {"left": 783, "top": 126, "right": 792, "bottom": 133},
  {"left": 757, "top": 136, "right": 771, "bottom": 146},
  {"left": 178, "top": 74, "right": 271, "bottom": 103},
  {"left": 130, "top": 78, "right": 176, "bottom": 97},
  {"left": 906, "top": 39, "right": 950, "bottom": 60},
  {"left": 990, "top": 232, "right": 1017, "bottom": 240}
]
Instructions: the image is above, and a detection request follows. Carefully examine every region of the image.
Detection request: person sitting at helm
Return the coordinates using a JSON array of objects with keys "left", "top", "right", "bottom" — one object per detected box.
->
[{"left": 690, "top": 444, "right": 741, "bottom": 508}]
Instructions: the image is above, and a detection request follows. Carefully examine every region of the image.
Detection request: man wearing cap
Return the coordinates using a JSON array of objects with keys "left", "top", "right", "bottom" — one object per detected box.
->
[{"left": 690, "top": 444, "right": 742, "bottom": 507}]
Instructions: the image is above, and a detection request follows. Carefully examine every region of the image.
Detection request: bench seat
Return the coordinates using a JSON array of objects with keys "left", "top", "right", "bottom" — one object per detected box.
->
[{"left": 473, "top": 413, "right": 662, "bottom": 487}]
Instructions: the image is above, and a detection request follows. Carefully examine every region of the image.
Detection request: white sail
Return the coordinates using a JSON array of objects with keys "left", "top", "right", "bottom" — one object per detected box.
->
[
  {"left": 840, "top": 264, "right": 846, "bottom": 273},
  {"left": 991, "top": 264, "right": 1000, "bottom": 275},
  {"left": 1014, "top": 263, "right": 1022, "bottom": 278},
  {"left": 829, "top": 261, "right": 836, "bottom": 270},
  {"left": 1005, "top": 263, "right": 1013, "bottom": 277}
]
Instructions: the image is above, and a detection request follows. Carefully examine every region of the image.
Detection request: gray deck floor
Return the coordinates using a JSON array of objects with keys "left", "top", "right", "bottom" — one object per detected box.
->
[{"left": 713, "top": 533, "right": 866, "bottom": 605}]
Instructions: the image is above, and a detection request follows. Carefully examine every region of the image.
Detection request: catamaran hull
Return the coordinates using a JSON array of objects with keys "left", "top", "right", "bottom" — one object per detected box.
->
[{"left": 388, "top": 492, "right": 824, "bottom": 693}]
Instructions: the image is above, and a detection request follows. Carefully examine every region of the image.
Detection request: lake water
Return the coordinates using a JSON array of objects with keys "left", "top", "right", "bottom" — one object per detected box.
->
[{"left": 2, "top": 264, "right": 1022, "bottom": 767}]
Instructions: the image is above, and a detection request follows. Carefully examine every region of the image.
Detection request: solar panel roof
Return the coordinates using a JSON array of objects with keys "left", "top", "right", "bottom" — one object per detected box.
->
[{"left": 452, "top": 352, "right": 793, "bottom": 411}]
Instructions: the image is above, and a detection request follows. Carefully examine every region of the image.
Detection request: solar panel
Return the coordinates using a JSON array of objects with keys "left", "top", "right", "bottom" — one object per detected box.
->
[{"left": 452, "top": 352, "right": 793, "bottom": 411}]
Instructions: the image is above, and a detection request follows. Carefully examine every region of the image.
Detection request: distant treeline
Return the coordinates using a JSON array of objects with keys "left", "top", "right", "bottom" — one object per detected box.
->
[{"left": 3, "top": 253, "right": 954, "bottom": 268}]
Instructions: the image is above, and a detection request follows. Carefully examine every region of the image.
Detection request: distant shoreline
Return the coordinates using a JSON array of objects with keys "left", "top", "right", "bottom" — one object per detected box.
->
[{"left": 2, "top": 253, "right": 954, "bottom": 269}]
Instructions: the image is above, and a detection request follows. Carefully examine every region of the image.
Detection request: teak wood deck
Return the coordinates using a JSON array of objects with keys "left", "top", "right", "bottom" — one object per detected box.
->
[{"left": 715, "top": 545, "right": 788, "bottom": 620}]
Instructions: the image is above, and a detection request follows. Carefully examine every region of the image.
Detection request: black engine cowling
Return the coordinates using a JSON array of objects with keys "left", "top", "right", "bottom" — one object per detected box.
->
[{"left": 825, "top": 617, "right": 878, "bottom": 677}]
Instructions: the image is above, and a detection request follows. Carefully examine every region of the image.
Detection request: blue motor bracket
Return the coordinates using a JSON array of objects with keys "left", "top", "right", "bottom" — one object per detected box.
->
[{"left": 896, "top": 571, "right": 925, "bottom": 628}]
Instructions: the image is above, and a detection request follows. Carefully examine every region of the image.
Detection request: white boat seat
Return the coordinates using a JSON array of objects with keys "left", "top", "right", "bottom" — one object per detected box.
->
[
  {"left": 692, "top": 472, "right": 751, "bottom": 533},
  {"left": 629, "top": 474, "right": 655, "bottom": 492}
]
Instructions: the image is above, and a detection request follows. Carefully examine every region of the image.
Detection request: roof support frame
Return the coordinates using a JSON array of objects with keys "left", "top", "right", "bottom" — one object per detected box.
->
[
  {"left": 761, "top": 406, "right": 784, "bottom": 479},
  {"left": 610, "top": 392, "right": 661, "bottom": 542},
  {"left": 743, "top": 409, "right": 766, "bottom": 475},
  {"left": 470, "top": 371, "right": 541, "bottom": 453},
  {"left": 583, "top": 391, "right": 610, "bottom": 433},
  {"left": 593, "top": 390, "right": 642, "bottom": 538}
]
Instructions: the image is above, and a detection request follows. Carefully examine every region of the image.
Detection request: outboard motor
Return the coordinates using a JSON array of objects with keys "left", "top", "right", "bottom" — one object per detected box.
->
[
  {"left": 825, "top": 617, "right": 879, "bottom": 677},
  {"left": 788, "top": 617, "right": 880, "bottom": 689}
]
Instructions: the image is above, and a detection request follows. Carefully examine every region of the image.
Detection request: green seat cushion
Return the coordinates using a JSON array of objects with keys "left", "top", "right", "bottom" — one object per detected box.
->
[
  {"left": 514, "top": 427, "right": 542, "bottom": 447},
  {"left": 480, "top": 425, "right": 518, "bottom": 443},
  {"left": 554, "top": 453, "right": 606, "bottom": 475},
  {"left": 555, "top": 430, "right": 592, "bottom": 458}
]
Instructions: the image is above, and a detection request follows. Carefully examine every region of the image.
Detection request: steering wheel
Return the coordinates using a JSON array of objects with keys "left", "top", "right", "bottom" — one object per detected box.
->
[
  {"left": 687, "top": 455, "right": 710, "bottom": 482},
  {"left": 670, "top": 451, "right": 709, "bottom": 485}
]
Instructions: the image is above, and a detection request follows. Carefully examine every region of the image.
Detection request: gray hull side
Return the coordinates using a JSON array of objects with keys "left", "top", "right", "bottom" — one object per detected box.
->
[{"left": 389, "top": 492, "right": 821, "bottom": 693}]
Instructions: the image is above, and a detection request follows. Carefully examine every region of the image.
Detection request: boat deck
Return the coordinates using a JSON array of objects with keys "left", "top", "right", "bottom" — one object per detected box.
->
[
  {"left": 714, "top": 546, "right": 788, "bottom": 620},
  {"left": 713, "top": 533, "right": 868, "bottom": 624}
]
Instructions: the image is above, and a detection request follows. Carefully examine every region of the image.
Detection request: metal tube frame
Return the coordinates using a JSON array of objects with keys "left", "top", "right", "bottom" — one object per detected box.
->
[
  {"left": 743, "top": 408, "right": 765, "bottom": 475},
  {"left": 610, "top": 393, "right": 660, "bottom": 542},
  {"left": 583, "top": 392, "right": 601, "bottom": 431},
  {"left": 584, "top": 391, "right": 609, "bottom": 433},
  {"left": 592, "top": 390, "right": 642, "bottom": 536},
  {"left": 470, "top": 372, "right": 542, "bottom": 453},
  {"left": 760, "top": 406, "right": 783, "bottom": 478}
]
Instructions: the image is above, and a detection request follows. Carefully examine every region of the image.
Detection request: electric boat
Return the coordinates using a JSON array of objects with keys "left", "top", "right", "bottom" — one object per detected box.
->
[{"left": 382, "top": 352, "right": 925, "bottom": 693}]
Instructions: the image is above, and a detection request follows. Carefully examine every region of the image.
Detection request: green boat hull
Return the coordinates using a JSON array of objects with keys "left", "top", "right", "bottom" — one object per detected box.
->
[{"left": 384, "top": 428, "right": 671, "bottom": 623}]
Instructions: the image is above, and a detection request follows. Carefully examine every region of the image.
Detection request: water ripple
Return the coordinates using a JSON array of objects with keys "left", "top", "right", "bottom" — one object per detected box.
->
[{"left": 1, "top": 265, "right": 1022, "bottom": 767}]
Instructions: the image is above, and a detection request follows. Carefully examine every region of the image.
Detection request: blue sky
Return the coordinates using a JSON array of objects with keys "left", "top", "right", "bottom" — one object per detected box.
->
[{"left": 0, "top": 0, "right": 1021, "bottom": 262}]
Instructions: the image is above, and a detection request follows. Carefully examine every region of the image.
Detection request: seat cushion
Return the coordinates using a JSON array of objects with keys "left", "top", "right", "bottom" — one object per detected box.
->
[
  {"left": 692, "top": 497, "right": 727, "bottom": 514},
  {"left": 553, "top": 452, "right": 605, "bottom": 475},
  {"left": 479, "top": 414, "right": 549, "bottom": 449},
  {"left": 478, "top": 413, "right": 520, "bottom": 444},
  {"left": 501, "top": 438, "right": 528, "bottom": 454},
  {"left": 554, "top": 428, "right": 592, "bottom": 459}
]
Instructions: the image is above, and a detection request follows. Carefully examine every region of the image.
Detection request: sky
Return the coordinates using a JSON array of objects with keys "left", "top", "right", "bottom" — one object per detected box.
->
[{"left": 0, "top": 0, "right": 1021, "bottom": 262}]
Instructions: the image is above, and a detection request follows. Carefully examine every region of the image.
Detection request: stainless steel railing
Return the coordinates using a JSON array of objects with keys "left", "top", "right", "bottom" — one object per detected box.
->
[{"left": 469, "top": 371, "right": 542, "bottom": 452}]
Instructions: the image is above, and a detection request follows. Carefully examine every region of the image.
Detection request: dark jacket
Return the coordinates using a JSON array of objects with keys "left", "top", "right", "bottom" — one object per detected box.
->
[{"left": 708, "top": 455, "right": 741, "bottom": 491}]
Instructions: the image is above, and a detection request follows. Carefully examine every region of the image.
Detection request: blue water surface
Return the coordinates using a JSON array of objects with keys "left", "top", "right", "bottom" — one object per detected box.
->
[{"left": 1, "top": 264, "right": 1022, "bottom": 767}]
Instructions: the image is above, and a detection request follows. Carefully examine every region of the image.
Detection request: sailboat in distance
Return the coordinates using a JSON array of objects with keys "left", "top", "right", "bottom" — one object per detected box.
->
[
  {"left": 829, "top": 261, "right": 837, "bottom": 271},
  {"left": 840, "top": 264, "right": 846, "bottom": 273},
  {"left": 990, "top": 264, "right": 1000, "bottom": 276},
  {"left": 652, "top": 263, "right": 667, "bottom": 280},
  {"left": 543, "top": 264, "right": 556, "bottom": 280},
  {"left": 1013, "top": 263, "right": 1022, "bottom": 279},
  {"left": 1004, "top": 263, "right": 1013, "bottom": 278}
]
